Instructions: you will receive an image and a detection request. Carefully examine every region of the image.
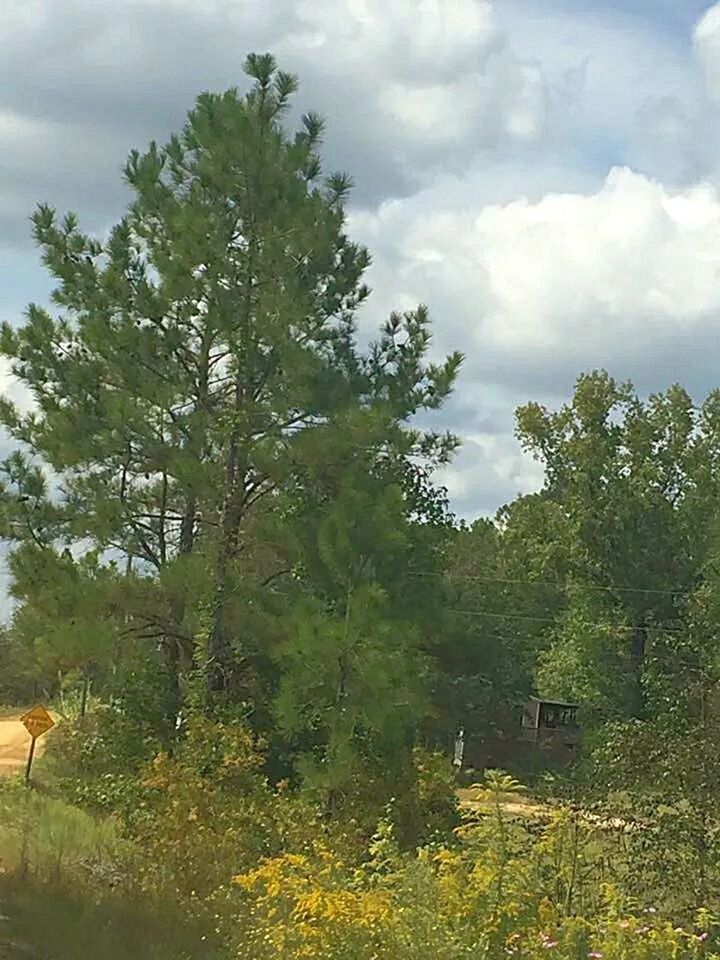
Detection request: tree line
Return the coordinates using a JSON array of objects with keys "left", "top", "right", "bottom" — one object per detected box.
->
[{"left": 1, "top": 53, "right": 719, "bottom": 818}]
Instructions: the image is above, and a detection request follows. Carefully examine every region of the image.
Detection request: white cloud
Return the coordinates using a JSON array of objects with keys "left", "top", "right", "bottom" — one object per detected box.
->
[
  {"left": 695, "top": 2, "right": 720, "bottom": 102},
  {"left": 4, "top": 0, "right": 720, "bottom": 528},
  {"left": 281, "top": 0, "right": 546, "bottom": 150},
  {"left": 396, "top": 160, "right": 720, "bottom": 516},
  {"left": 477, "top": 169, "right": 720, "bottom": 348},
  {"left": 0, "top": 0, "right": 556, "bottom": 237},
  {"left": 437, "top": 432, "right": 545, "bottom": 519},
  {"left": 274, "top": 0, "right": 550, "bottom": 194},
  {"left": 0, "top": 1, "right": 49, "bottom": 33},
  {"left": 0, "top": 357, "right": 33, "bottom": 417},
  {"left": 286, "top": 0, "right": 500, "bottom": 80},
  {"left": 353, "top": 167, "right": 720, "bottom": 397},
  {"left": 378, "top": 60, "right": 545, "bottom": 147}
]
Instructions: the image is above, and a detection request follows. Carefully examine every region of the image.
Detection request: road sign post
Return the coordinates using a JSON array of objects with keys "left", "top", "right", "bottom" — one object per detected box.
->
[
  {"left": 20, "top": 705, "right": 55, "bottom": 786},
  {"left": 24, "top": 736, "right": 36, "bottom": 787}
]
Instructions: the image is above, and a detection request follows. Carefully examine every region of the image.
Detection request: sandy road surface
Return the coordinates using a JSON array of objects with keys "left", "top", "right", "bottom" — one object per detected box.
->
[{"left": 0, "top": 717, "right": 47, "bottom": 777}]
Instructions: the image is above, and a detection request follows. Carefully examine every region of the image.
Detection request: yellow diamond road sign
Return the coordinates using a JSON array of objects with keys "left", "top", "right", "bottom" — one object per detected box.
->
[{"left": 21, "top": 705, "right": 55, "bottom": 740}]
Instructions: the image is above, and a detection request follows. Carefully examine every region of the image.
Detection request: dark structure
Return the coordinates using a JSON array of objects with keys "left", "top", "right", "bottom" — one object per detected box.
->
[
  {"left": 455, "top": 698, "right": 582, "bottom": 777},
  {"left": 520, "top": 697, "right": 580, "bottom": 745}
]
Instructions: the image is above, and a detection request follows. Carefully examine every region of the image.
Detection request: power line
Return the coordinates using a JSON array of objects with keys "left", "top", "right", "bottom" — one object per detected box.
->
[
  {"left": 441, "top": 627, "right": 719, "bottom": 680},
  {"left": 410, "top": 570, "right": 692, "bottom": 598},
  {"left": 452, "top": 629, "right": 713, "bottom": 659},
  {"left": 263, "top": 568, "right": 694, "bottom": 636},
  {"left": 444, "top": 607, "right": 688, "bottom": 634},
  {"left": 266, "top": 573, "right": 690, "bottom": 632}
]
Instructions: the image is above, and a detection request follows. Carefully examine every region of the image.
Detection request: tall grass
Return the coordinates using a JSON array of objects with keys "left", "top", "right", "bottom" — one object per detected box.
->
[
  {"left": 0, "top": 705, "right": 23, "bottom": 718},
  {"left": 0, "top": 779, "right": 126, "bottom": 877},
  {"left": 0, "top": 781, "right": 223, "bottom": 959}
]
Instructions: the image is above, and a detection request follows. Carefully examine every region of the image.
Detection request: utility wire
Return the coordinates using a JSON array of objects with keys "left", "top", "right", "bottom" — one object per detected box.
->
[
  {"left": 266, "top": 573, "right": 692, "bottom": 633},
  {"left": 444, "top": 607, "right": 688, "bottom": 634},
  {"left": 409, "top": 570, "right": 693, "bottom": 598}
]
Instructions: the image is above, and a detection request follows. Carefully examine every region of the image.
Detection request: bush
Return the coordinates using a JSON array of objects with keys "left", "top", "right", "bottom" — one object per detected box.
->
[
  {"left": 391, "top": 746, "right": 460, "bottom": 845},
  {"left": 224, "top": 799, "right": 718, "bottom": 960},
  {"left": 125, "top": 716, "right": 281, "bottom": 901},
  {"left": 4, "top": 762, "right": 720, "bottom": 960},
  {"left": 40, "top": 708, "right": 153, "bottom": 815},
  {"left": 0, "top": 779, "right": 223, "bottom": 958},
  {"left": 0, "top": 778, "right": 129, "bottom": 882}
]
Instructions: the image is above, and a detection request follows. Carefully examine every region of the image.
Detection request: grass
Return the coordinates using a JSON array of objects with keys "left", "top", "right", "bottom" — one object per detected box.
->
[
  {"left": 0, "top": 877, "right": 222, "bottom": 960},
  {"left": 0, "top": 780, "right": 128, "bottom": 883},
  {"left": 0, "top": 875, "right": 223, "bottom": 959},
  {"left": 0, "top": 708, "right": 22, "bottom": 720},
  {"left": 0, "top": 782, "right": 223, "bottom": 960}
]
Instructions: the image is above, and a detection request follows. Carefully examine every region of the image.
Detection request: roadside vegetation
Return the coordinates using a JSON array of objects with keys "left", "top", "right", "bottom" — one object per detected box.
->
[{"left": 2, "top": 54, "right": 720, "bottom": 958}]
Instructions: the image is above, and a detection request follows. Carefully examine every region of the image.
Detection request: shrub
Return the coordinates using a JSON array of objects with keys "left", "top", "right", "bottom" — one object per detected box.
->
[{"left": 224, "top": 805, "right": 718, "bottom": 960}]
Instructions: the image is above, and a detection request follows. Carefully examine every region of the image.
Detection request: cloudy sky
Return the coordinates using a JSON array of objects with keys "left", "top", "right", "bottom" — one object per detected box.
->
[{"left": 4, "top": 0, "right": 720, "bottom": 522}]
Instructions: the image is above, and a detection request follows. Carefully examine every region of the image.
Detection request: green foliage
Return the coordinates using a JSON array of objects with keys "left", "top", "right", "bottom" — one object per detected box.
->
[
  {"left": 0, "top": 782, "right": 219, "bottom": 959},
  {"left": 536, "top": 590, "right": 633, "bottom": 721},
  {"left": 0, "top": 624, "right": 48, "bottom": 704},
  {"left": 43, "top": 655, "right": 171, "bottom": 812},
  {"left": 225, "top": 793, "right": 717, "bottom": 960},
  {"left": 0, "top": 53, "right": 462, "bottom": 816},
  {"left": 9, "top": 48, "right": 720, "bottom": 960},
  {"left": 124, "top": 717, "right": 289, "bottom": 901},
  {"left": 451, "top": 372, "right": 720, "bottom": 731},
  {"left": 404, "top": 747, "right": 461, "bottom": 842}
]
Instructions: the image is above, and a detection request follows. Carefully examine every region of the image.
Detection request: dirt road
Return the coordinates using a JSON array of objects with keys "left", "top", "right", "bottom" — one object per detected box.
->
[
  {"left": 457, "top": 787, "right": 552, "bottom": 819},
  {"left": 0, "top": 717, "right": 48, "bottom": 777}
]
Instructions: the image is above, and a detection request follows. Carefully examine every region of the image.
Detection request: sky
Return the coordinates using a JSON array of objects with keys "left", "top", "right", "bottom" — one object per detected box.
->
[{"left": 4, "top": 0, "right": 720, "bottom": 525}]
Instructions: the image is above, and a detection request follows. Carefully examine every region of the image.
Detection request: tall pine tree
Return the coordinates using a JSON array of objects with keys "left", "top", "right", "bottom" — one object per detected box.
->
[{"left": 0, "top": 54, "right": 462, "bottom": 730}]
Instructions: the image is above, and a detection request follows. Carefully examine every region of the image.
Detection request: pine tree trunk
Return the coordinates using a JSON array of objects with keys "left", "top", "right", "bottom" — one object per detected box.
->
[
  {"left": 207, "top": 485, "right": 244, "bottom": 695},
  {"left": 179, "top": 497, "right": 196, "bottom": 556},
  {"left": 163, "top": 636, "right": 182, "bottom": 741},
  {"left": 160, "top": 499, "right": 198, "bottom": 738},
  {"left": 207, "top": 370, "right": 246, "bottom": 697},
  {"left": 168, "top": 334, "right": 210, "bottom": 711},
  {"left": 206, "top": 231, "right": 258, "bottom": 699}
]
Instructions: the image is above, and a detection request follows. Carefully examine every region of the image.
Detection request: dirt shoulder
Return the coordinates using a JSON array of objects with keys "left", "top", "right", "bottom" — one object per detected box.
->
[
  {"left": 457, "top": 787, "right": 553, "bottom": 819},
  {"left": 0, "top": 717, "right": 52, "bottom": 778}
]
